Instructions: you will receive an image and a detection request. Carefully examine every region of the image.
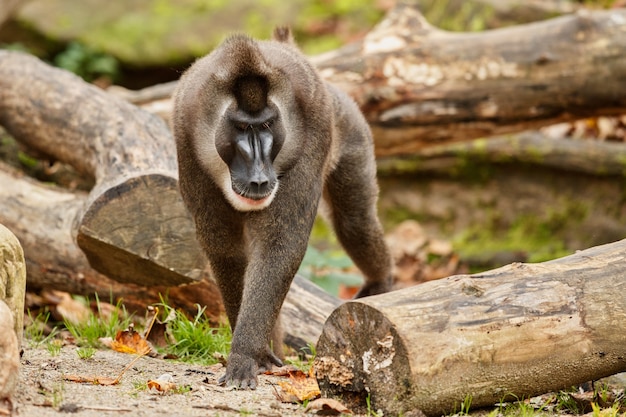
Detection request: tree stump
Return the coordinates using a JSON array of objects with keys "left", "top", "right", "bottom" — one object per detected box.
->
[{"left": 315, "top": 239, "right": 626, "bottom": 416}]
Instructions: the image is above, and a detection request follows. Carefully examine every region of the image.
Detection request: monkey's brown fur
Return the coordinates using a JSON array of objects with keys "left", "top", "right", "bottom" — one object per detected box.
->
[{"left": 172, "top": 28, "right": 392, "bottom": 388}]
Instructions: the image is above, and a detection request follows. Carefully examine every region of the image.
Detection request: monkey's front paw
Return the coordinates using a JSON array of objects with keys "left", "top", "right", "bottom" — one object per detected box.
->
[{"left": 218, "top": 351, "right": 283, "bottom": 389}]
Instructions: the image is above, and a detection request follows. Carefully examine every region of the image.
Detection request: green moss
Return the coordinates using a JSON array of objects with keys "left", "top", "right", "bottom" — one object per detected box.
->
[
  {"left": 443, "top": 158, "right": 494, "bottom": 183},
  {"left": 419, "top": 0, "right": 495, "bottom": 32},
  {"left": 453, "top": 202, "right": 588, "bottom": 265}
]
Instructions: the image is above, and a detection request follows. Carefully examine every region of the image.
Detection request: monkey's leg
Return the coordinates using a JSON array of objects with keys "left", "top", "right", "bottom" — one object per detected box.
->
[
  {"left": 324, "top": 163, "right": 393, "bottom": 298},
  {"left": 194, "top": 215, "right": 247, "bottom": 333}
]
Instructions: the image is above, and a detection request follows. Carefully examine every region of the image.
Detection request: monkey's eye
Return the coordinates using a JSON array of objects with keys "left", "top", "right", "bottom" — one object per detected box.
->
[
  {"left": 261, "top": 120, "right": 274, "bottom": 130},
  {"left": 233, "top": 122, "right": 250, "bottom": 132}
]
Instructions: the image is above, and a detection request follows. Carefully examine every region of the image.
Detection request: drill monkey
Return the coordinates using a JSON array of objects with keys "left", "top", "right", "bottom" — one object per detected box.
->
[{"left": 172, "top": 28, "right": 392, "bottom": 388}]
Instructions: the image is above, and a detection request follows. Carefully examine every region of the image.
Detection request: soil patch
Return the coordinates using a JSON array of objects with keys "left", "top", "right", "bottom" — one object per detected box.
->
[{"left": 14, "top": 345, "right": 314, "bottom": 417}]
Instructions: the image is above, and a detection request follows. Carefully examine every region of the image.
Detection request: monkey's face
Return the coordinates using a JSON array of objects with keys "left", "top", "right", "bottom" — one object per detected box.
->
[{"left": 214, "top": 104, "right": 284, "bottom": 211}]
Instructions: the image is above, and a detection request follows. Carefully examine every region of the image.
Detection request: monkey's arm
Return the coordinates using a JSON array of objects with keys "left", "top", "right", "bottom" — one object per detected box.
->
[{"left": 220, "top": 170, "right": 322, "bottom": 389}]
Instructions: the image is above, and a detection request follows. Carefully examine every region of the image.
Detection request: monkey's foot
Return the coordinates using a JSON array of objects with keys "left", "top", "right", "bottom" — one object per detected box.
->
[
  {"left": 355, "top": 279, "right": 392, "bottom": 298},
  {"left": 218, "top": 351, "right": 283, "bottom": 389}
]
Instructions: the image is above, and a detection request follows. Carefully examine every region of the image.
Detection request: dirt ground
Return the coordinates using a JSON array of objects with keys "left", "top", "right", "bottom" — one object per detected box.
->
[{"left": 13, "top": 344, "right": 324, "bottom": 417}]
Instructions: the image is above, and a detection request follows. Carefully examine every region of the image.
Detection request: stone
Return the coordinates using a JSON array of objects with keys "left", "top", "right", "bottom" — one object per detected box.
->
[{"left": 0, "top": 300, "right": 18, "bottom": 402}]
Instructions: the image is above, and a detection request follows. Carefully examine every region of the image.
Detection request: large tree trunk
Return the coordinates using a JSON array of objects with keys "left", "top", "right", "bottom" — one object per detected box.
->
[{"left": 315, "top": 239, "right": 626, "bottom": 416}]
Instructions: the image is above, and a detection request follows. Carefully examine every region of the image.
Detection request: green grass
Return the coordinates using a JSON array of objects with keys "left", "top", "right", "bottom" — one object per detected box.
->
[
  {"left": 159, "top": 303, "right": 231, "bottom": 365},
  {"left": 453, "top": 385, "right": 626, "bottom": 417},
  {"left": 63, "top": 295, "right": 133, "bottom": 347},
  {"left": 24, "top": 310, "right": 59, "bottom": 347},
  {"left": 76, "top": 346, "right": 96, "bottom": 359},
  {"left": 285, "top": 342, "right": 316, "bottom": 372},
  {"left": 46, "top": 340, "right": 63, "bottom": 356}
]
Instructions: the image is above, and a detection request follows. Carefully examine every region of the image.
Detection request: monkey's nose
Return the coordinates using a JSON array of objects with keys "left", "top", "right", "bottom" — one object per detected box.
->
[{"left": 250, "top": 179, "right": 269, "bottom": 194}]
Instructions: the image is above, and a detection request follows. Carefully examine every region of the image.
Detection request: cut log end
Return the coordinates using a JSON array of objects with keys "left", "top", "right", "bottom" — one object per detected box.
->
[
  {"left": 315, "top": 300, "right": 413, "bottom": 416},
  {"left": 77, "top": 174, "right": 207, "bottom": 286}
]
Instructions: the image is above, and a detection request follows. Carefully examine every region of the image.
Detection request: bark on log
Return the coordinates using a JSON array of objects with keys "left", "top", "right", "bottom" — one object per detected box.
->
[
  {"left": 0, "top": 50, "right": 205, "bottom": 287},
  {"left": 315, "top": 239, "right": 626, "bottom": 416},
  {"left": 0, "top": 163, "right": 223, "bottom": 319}
]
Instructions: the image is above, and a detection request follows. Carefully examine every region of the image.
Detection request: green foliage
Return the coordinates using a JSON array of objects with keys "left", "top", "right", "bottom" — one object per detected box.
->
[
  {"left": 64, "top": 295, "right": 132, "bottom": 347},
  {"left": 295, "top": 0, "right": 385, "bottom": 54},
  {"left": 366, "top": 392, "right": 383, "bottom": 417},
  {"left": 285, "top": 342, "right": 316, "bottom": 372},
  {"left": 54, "top": 42, "right": 119, "bottom": 82},
  {"left": 17, "top": 151, "right": 40, "bottom": 169},
  {"left": 459, "top": 394, "right": 472, "bottom": 415},
  {"left": 160, "top": 303, "right": 231, "bottom": 365},
  {"left": 591, "top": 401, "right": 622, "bottom": 417}
]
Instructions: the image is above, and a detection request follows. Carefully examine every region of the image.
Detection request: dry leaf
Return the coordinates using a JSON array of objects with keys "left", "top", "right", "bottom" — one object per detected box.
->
[
  {"left": 268, "top": 365, "right": 301, "bottom": 376},
  {"left": 304, "top": 398, "right": 353, "bottom": 415},
  {"left": 42, "top": 290, "right": 90, "bottom": 325},
  {"left": 64, "top": 374, "right": 119, "bottom": 386},
  {"left": 277, "top": 367, "right": 320, "bottom": 402},
  {"left": 147, "top": 373, "right": 177, "bottom": 393},
  {"left": 144, "top": 306, "right": 170, "bottom": 348},
  {"left": 111, "top": 324, "right": 151, "bottom": 355}
]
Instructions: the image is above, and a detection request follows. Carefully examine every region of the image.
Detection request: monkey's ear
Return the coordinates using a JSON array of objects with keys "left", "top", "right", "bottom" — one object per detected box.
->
[{"left": 273, "top": 26, "right": 294, "bottom": 44}]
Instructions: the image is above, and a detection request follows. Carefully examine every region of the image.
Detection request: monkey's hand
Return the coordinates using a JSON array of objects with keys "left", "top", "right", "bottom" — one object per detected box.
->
[{"left": 218, "top": 349, "right": 283, "bottom": 389}]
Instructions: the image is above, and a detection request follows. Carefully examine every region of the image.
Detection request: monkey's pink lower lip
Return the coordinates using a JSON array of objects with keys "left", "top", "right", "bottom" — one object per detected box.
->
[{"left": 235, "top": 194, "right": 268, "bottom": 206}]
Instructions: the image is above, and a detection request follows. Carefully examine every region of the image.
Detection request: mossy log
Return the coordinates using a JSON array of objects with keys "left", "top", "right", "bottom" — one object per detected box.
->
[
  {"left": 315, "top": 239, "right": 626, "bottom": 416},
  {"left": 376, "top": 131, "right": 626, "bottom": 177}
]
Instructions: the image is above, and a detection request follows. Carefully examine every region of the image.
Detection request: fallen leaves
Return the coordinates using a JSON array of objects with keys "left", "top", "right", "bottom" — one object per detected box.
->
[
  {"left": 272, "top": 366, "right": 353, "bottom": 414},
  {"left": 147, "top": 373, "right": 177, "bottom": 393},
  {"left": 65, "top": 308, "right": 158, "bottom": 387},
  {"left": 275, "top": 367, "right": 321, "bottom": 402},
  {"left": 110, "top": 325, "right": 152, "bottom": 355},
  {"left": 305, "top": 398, "right": 353, "bottom": 415}
]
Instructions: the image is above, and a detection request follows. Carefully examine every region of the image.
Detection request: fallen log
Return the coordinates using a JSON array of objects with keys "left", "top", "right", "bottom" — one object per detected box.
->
[
  {"left": 317, "top": 5, "right": 626, "bottom": 155},
  {"left": 315, "top": 238, "right": 626, "bottom": 416},
  {"left": 0, "top": 163, "right": 224, "bottom": 319},
  {"left": 376, "top": 131, "right": 626, "bottom": 177},
  {"left": 0, "top": 50, "right": 204, "bottom": 287}
]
